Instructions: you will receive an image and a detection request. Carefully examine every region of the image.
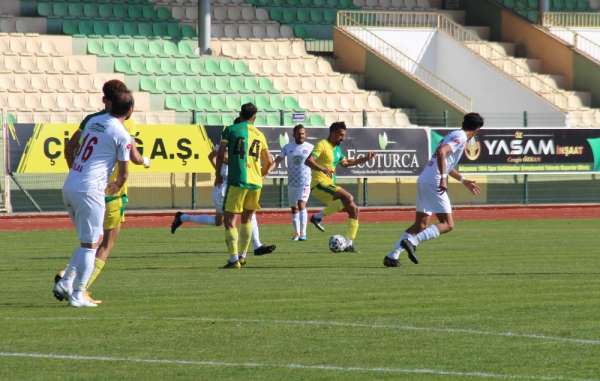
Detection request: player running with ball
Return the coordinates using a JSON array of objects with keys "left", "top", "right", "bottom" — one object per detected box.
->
[{"left": 383, "top": 113, "right": 484, "bottom": 267}]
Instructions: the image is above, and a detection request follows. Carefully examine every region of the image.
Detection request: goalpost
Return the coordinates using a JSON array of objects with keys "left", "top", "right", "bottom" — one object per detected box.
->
[{"left": 1, "top": 109, "right": 12, "bottom": 214}]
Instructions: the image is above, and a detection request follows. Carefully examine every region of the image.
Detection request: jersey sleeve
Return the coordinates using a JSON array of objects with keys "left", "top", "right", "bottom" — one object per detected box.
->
[
  {"left": 116, "top": 130, "right": 132, "bottom": 162},
  {"left": 445, "top": 132, "right": 466, "bottom": 153},
  {"left": 281, "top": 144, "right": 290, "bottom": 157}
]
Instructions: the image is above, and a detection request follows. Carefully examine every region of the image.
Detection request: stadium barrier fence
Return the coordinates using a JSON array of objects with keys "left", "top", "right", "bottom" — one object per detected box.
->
[{"left": 542, "top": 12, "right": 600, "bottom": 27}]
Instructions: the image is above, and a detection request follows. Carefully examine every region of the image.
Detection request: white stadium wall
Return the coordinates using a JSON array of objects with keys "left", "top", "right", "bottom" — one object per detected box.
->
[
  {"left": 549, "top": 27, "right": 600, "bottom": 63},
  {"left": 368, "top": 28, "right": 567, "bottom": 126}
]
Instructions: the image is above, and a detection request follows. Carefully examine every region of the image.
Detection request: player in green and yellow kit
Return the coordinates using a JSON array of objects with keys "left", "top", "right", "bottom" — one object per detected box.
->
[
  {"left": 215, "top": 103, "right": 274, "bottom": 268},
  {"left": 304, "top": 122, "right": 374, "bottom": 252}
]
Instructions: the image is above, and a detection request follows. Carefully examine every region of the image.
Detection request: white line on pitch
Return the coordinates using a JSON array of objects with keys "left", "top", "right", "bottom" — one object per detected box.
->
[
  {"left": 4, "top": 316, "right": 600, "bottom": 346},
  {"left": 0, "top": 351, "right": 597, "bottom": 381}
]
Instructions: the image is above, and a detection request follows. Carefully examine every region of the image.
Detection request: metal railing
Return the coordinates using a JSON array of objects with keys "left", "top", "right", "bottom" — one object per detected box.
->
[
  {"left": 336, "top": 12, "right": 471, "bottom": 112},
  {"left": 542, "top": 12, "right": 600, "bottom": 27},
  {"left": 337, "top": 10, "right": 571, "bottom": 111},
  {"left": 547, "top": 26, "right": 600, "bottom": 64}
]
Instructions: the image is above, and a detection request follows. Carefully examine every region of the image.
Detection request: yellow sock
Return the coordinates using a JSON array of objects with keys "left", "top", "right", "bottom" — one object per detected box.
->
[
  {"left": 238, "top": 222, "right": 253, "bottom": 256},
  {"left": 225, "top": 227, "right": 239, "bottom": 257},
  {"left": 323, "top": 199, "right": 344, "bottom": 217},
  {"left": 86, "top": 258, "right": 105, "bottom": 289},
  {"left": 346, "top": 218, "right": 359, "bottom": 241}
]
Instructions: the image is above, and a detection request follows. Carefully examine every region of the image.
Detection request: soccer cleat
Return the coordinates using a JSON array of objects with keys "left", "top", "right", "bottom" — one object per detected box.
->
[
  {"left": 343, "top": 245, "right": 357, "bottom": 253},
  {"left": 52, "top": 279, "right": 72, "bottom": 302},
  {"left": 254, "top": 244, "right": 276, "bottom": 256},
  {"left": 291, "top": 235, "right": 300, "bottom": 241},
  {"left": 85, "top": 291, "right": 102, "bottom": 305},
  {"left": 310, "top": 215, "right": 325, "bottom": 232},
  {"left": 400, "top": 239, "right": 419, "bottom": 264},
  {"left": 299, "top": 236, "right": 307, "bottom": 241},
  {"left": 239, "top": 257, "right": 247, "bottom": 267},
  {"left": 69, "top": 294, "right": 97, "bottom": 308},
  {"left": 383, "top": 256, "right": 400, "bottom": 267},
  {"left": 222, "top": 260, "right": 241, "bottom": 269},
  {"left": 170, "top": 211, "right": 183, "bottom": 234}
]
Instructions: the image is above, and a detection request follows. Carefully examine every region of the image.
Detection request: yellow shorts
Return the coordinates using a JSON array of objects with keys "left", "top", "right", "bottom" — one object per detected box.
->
[
  {"left": 223, "top": 185, "right": 261, "bottom": 214},
  {"left": 103, "top": 195, "right": 128, "bottom": 230},
  {"left": 311, "top": 183, "right": 340, "bottom": 205}
]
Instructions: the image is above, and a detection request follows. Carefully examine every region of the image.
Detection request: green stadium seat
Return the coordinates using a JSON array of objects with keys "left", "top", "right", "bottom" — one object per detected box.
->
[
  {"left": 200, "top": 77, "right": 217, "bottom": 93},
  {"left": 37, "top": 3, "right": 51, "bottom": 17},
  {"left": 108, "top": 21, "right": 124, "bottom": 36},
  {"left": 258, "top": 78, "right": 277, "bottom": 93},
  {"left": 132, "top": 40, "right": 149, "bottom": 56},
  {"left": 142, "top": 5, "right": 156, "bottom": 20},
  {"left": 297, "top": 9, "right": 311, "bottom": 24},
  {"left": 313, "top": 0, "right": 326, "bottom": 7},
  {"left": 212, "top": 96, "right": 229, "bottom": 112},
  {"left": 244, "top": 78, "right": 262, "bottom": 93},
  {"left": 88, "top": 39, "right": 105, "bottom": 56},
  {"left": 310, "top": 9, "right": 324, "bottom": 24},
  {"left": 308, "top": 114, "right": 325, "bottom": 126},
  {"left": 503, "top": 0, "right": 516, "bottom": 7},
  {"left": 185, "top": 78, "right": 202, "bottom": 93},
  {"left": 226, "top": 95, "right": 241, "bottom": 111},
  {"left": 165, "top": 95, "right": 186, "bottom": 112},
  {"left": 222, "top": 114, "right": 236, "bottom": 126},
  {"left": 139, "top": 23, "right": 154, "bottom": 37},
  {"left": 83, "top": 4, "right": 98, "bottom": 18},
  {"left": 68, "top": 4, "right": 84, "bottom": 18},
  {"left": 565, "top": 0, "right": 577, "bottom": 11},
  {"left": 140, "top": 77, "right": 158, "bottom": 93},
  {"left": 129, "top": 58, "right": 148, "bottom": 74},
  {"left": 149, "top": 40, "right": 165, "bottom": 57},
  {"left": 270, "top": 8, "right": 284, "bottom": 21},
  {"left": 191, "top": 60, "right": 208, "bottom": 75},
  {"left": 113, "top": 4, "right": 128, "bottom": 19},
  {"left": 99, "top": 4, "right": 112, "bottom": 18},
  {"left": 157, "top": 7, "right": 172, "bottom": 21},
  {"left": 171, "top": 77, "right": 186, "bottom": 93},
  {"left": 528, "top": 11, "right": 539, "bottom": 23},
  {"left": 196, "top": 95, "right": 213, "bottom": 112},
  {"left": 294, "top": 25, "right": 308, "bottom": 39},
  {"left": 270, "top": 95, "right": 286, "bottom": 111},
  {"left": 233, "top": 61, "right": 249, "bottom": 75},
  {"left": 324, "top": 9, "right": 336, "bottom": 24},
  {"left": 104, "top": 39, "right": 120, "bottom": 56},
  {"left": 115, "top": 58, "right": 134, "bottom": 74},
  {"left": 173, "top": 59, "right": 189, "bottom": 75},
  {"left": 147, "top": 59, "right": 162, "bottom": 75},
  {"left": 206, "top": 114, "right": 222, "bottom": 125},
  {"left": 256, "top": 95, "right": 275, "bottom": 112},
  {"left": 241, "top": 94, "right": 256, "bottom": 105},
  {"left": 181, "top": 25, "right": 196, "bottom": 38},
  {"left": 215, "top": 77, "right": 232, "bottom": 92},
  {"left": 178, "top": 41, "right": 194, "bottom": 57},
  {"left": 181, "top": 95, "right": 197, "bottom": 111},
  {"left": 164, "top": 41, "right": 182, "bottom": 57},
  {"left": 576, "top": 0, "right": 589, "bottom": 10},
  {"left": 167, "top": 23, "right": 181, "bottom": 39},
  {"left": 81, "top": 21, "right": 96, "bottom": 35},
  {"left": 128, "top": 5, "right": 143, "bottom": 20},
  {"left": 52, "top": 3, "right": 68, "bottom": 18},
  {"left": 284, "top": 96, "right": 301, "bottom": 111},
  {"left": 283, "top": 9, "right": 297, "bottom": 23},
  {"left": 254, "top": 114, "right": 267, "bottom": 126},
  {"left": 152, "top": 23, "right": 168, "bottom": 37},
  {"left": 205, "top": 59, "right": 221, "bottom": 76},
  {"left": 219, "top": 60, "right": 235, "bottom": 76},
  {"left": 155, "top": 77, "right": 170, "bottom": 93},
  {"left": 230, "top": 77, "right": 246, "bottom": 93},
  {"left": 63, "top": 20, "right": 78, "bottom": 35}
]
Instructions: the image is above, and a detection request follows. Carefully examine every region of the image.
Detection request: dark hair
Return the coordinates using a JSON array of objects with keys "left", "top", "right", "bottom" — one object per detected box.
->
[
  {"left": 110, "top": 90, "right": 134, "bottom": 118},
  {"left": 329, "top": 121, "right": 347, "bottom": 133},
  {"left": 102, "top": 79, "right": 128, "bottom": 102},
  {"left": 239, "top": 103, "right": 257, "bottom": 121},
  {"left": 293, "top": 124, "right": 305, "bottom": 134},
  {"left": 462, "top": 113, "right": 484, "bottom": 131},
  {"left": 233, "top": 117, "right": 242, "bottom": 124}
]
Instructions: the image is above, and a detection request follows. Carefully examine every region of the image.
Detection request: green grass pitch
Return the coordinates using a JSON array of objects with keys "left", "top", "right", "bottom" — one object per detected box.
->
[{"left": 1, "top": 219, "right": 599, "bottom": 381}]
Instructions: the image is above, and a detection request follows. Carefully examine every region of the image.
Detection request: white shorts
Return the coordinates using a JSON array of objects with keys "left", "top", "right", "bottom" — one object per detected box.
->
[
  {"left": 213, "top": 184, "right": 226, "bottom": 213},
  {"left": 288, "top": 184, "right": 311, "bottom": 207},
  {"left": 415, "top": 181, "right": 452, "bottom": 215},
  {"left": 62, "top": 189, "right": 105, "bottom": 244}
]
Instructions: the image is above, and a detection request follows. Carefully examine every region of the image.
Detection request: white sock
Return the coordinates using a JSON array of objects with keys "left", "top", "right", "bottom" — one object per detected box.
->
[
  {"left": 292, "top": 212, "right": 300, "bottom": 236},
  {"left": 415, "top": 225, "right": 440, "bottom": 246},
  {"left": 386, "top": 232, "right": 410, "bottom": 260},
  {"left": 251, "top": 213, "right": 262, "bottom": 250},
  {"left": 315, "top": 210, "right": 324, "bottom": 220},
  {"left": 72, "top": 247, "right": 96, "bottom": 293},
  {"left": 299, "top": 209, "right": 308, "bottom": 237},
  {"left": 181, "top": 214, "right": 216, "bottom": 225}
]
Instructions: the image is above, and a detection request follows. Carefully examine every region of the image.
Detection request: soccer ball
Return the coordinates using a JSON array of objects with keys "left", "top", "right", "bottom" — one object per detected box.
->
[{"left": 328, "top": 235, "right": 347, "bottom": 253}]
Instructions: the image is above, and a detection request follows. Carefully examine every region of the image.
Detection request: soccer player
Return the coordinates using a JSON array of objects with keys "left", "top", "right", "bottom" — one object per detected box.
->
[
  {"left": 274, "top": 124, "right": 313, "bottom": 241},
  {"left": 217, "top": 103, "right": 273, "bottom": 269},
  {"left": 170, "top": 139, "right": 276, "bottom": 256},
  {"left": 383, "top": 113, "right": 484, "bottom": 267},
  {"left": 304, "top": 122, "right": 374, "bottom": 252},
  {"left": 53, "top": 90, "right": 135, "bottom": 307},
  {"left": 55, "top": 80, "right": 149, "bottom": 304}
]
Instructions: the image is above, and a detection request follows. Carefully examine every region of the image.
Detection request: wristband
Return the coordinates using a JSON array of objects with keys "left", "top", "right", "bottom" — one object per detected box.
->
[
  {"left": 458, "top": 174, "right": 466, "bottom": 184},
  {"left": 441, "top": 174, "right": 448, "bottom": 179},
  {"left": 142, "top": 157, "right": 151, "bottom": 168}
]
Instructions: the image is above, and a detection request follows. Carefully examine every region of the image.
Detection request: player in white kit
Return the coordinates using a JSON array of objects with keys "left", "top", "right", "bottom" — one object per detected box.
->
[
  {"left": 53, "top": 91, "right": 134, "bottom": 306},
  {"left": 274, "top": 125, "right": 314, "bottom": 240},
  {"left": 170, "top": 121, "right": 276, "bottom": 256},
  {"left": 383, "top": 113, "right": 484, "bottom": 267}
]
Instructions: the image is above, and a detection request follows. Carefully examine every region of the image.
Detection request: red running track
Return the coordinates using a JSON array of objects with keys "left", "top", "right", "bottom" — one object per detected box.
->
[{"left": 0, "top": 205, "right": 598, "bottom": 232}]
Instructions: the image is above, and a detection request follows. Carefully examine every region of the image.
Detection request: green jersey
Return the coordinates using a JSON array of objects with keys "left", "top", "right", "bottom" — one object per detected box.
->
[{"left": 220, "top": 121, "right": 268, "bottom": 189}]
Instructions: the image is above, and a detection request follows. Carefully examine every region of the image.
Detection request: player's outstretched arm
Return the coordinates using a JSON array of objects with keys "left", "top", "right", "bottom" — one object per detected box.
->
[
  {"left": 64, "top": 130, "right": 81, "bottom": 168},
  {"left": 129, "top": 140, "right": 150, "bottom": 168},
  {"left": 449, "top": 169, "right": 480, "bottom": 196},
  {"left": 340, "top": 152, "right": 375, "bottom": 168}
]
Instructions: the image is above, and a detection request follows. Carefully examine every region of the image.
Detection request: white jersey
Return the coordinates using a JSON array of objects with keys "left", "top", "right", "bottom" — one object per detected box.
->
[
  {"left": 215, "top": 143, "right": 228, "bottom": 182},
  {"left": 281, "top": 141, "right": 313, "bottom": 187},
  {"left": 419, "top": 129, "right": 468, "bottom": 185},
  {"left": 64, "top": 113, "right": 132, "bottom": 193}
]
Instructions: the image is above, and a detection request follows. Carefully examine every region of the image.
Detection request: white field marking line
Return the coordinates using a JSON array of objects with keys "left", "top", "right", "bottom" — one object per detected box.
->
[
  {"left": 4, "top": 316, "right": 600, "bottom": 346},
  {"left": 0, "top": 352, "right": 598, "bottom": 381}
]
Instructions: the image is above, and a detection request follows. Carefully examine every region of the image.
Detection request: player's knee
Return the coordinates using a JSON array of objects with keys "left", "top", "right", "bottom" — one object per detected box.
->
[{"left": 443, "top": 222, "right": 454, "bottom": 233}]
